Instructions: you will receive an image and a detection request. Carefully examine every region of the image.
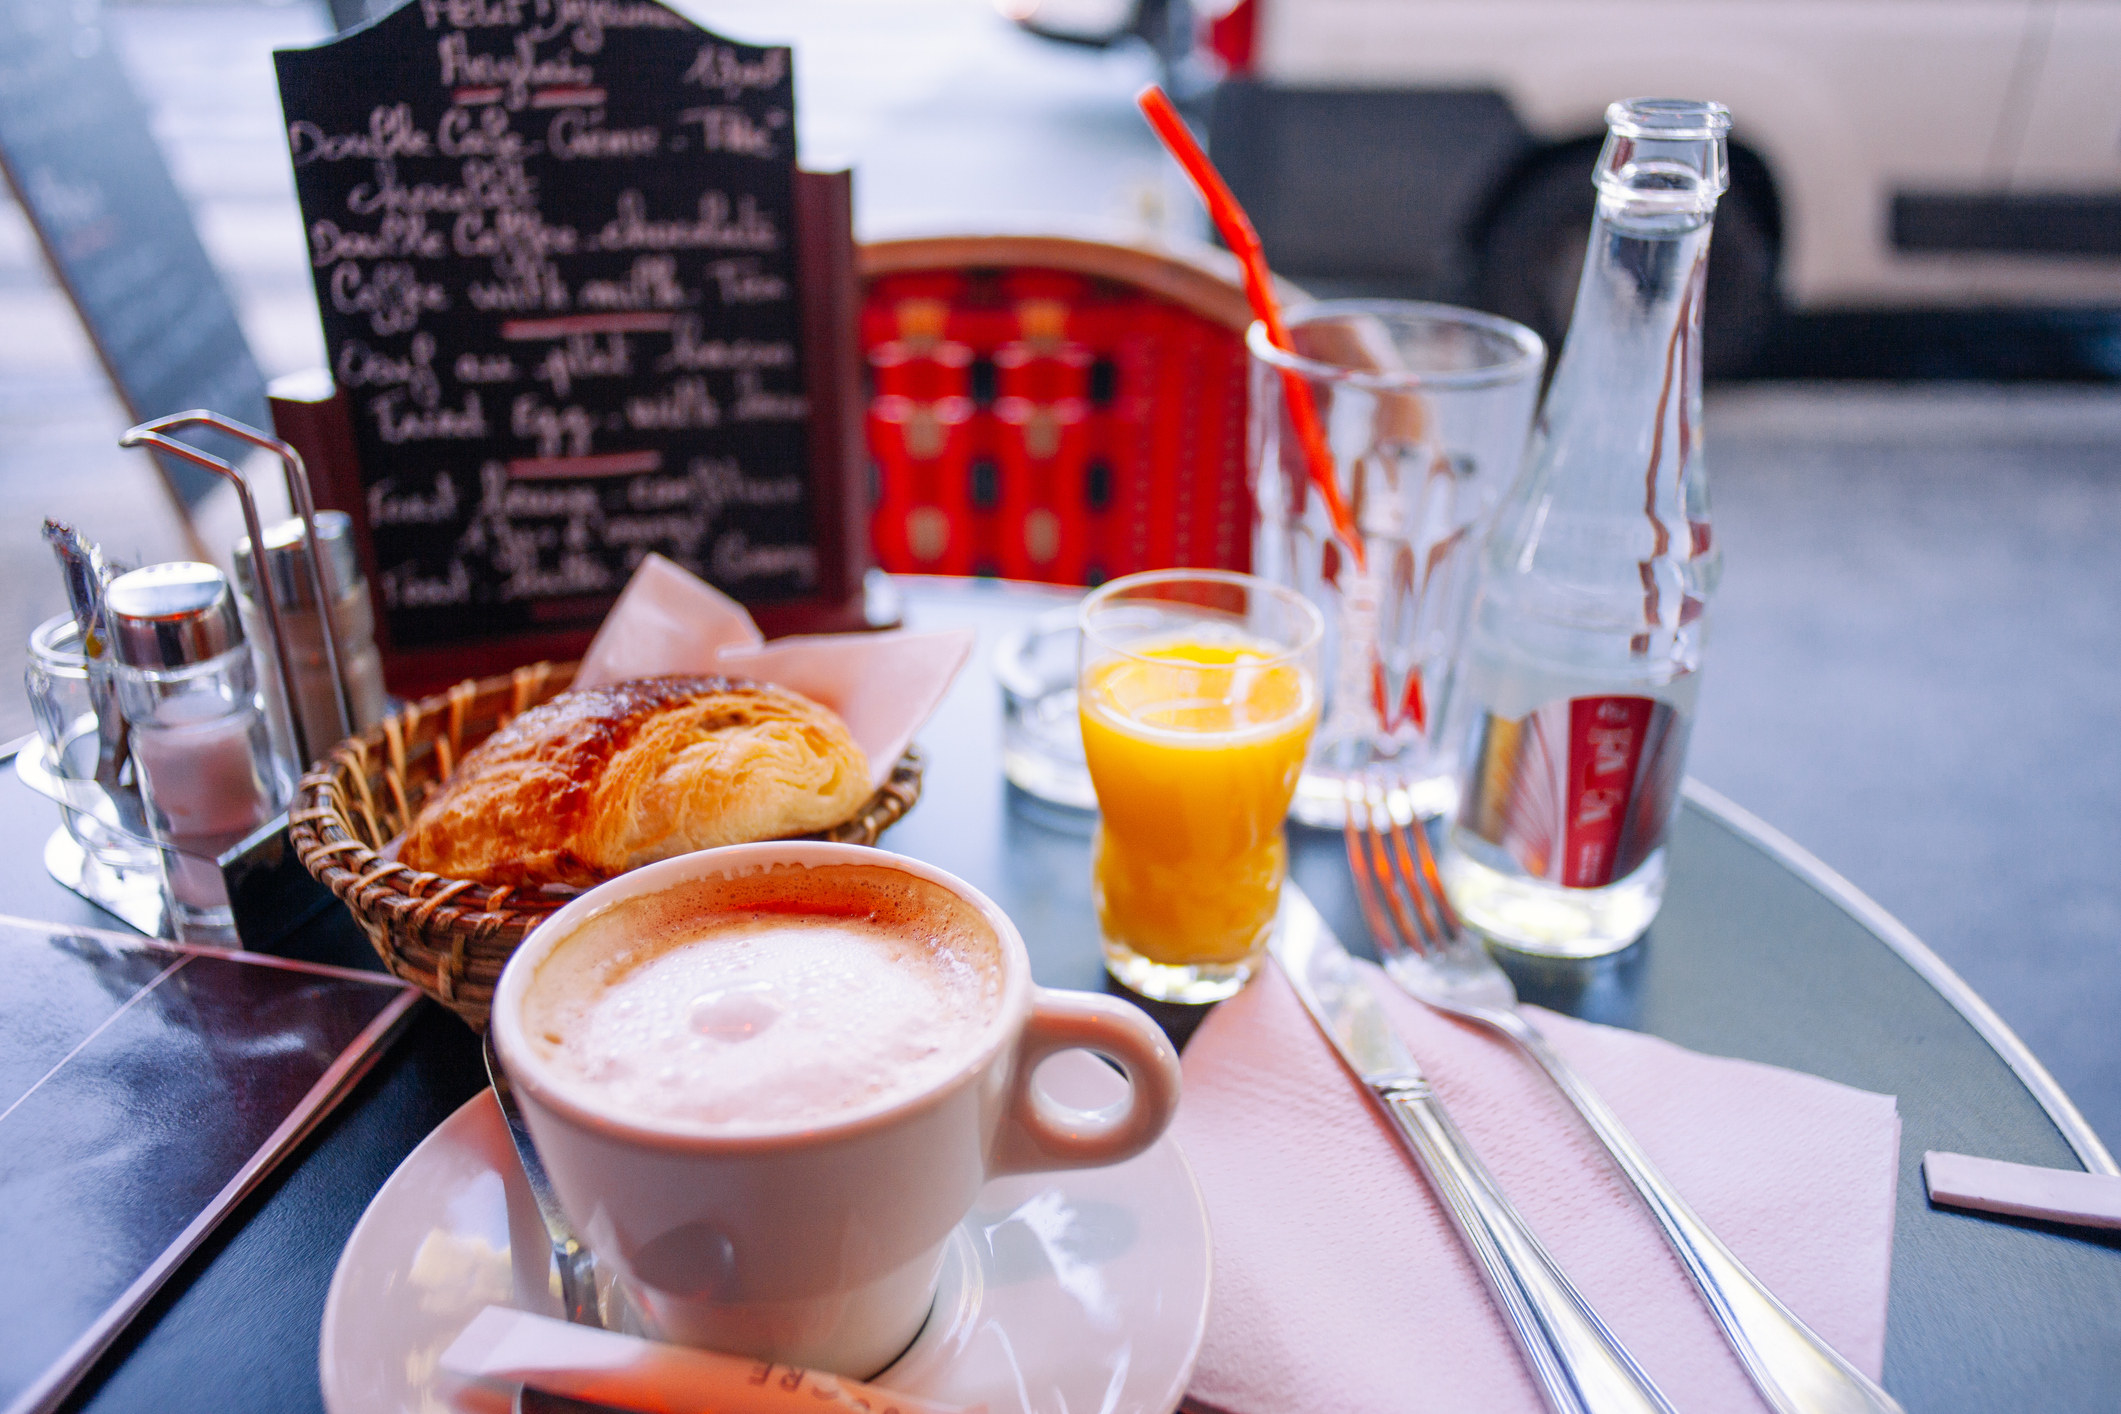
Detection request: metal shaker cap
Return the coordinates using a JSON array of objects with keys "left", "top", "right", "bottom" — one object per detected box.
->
[
  {"left": 233, "top": 510, "right": 359, "bottom": 612},
  {"left": 106, "top": 562, "right": 245, "bottom": 669}
]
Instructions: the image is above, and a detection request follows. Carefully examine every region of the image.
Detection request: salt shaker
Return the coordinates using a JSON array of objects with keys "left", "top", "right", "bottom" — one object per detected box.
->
[
  {"left": 106, "top": 563, "right": 294, "bottom": 938},
  {"left": 234, "top": 509, "right": 386, "bottom": 758}
]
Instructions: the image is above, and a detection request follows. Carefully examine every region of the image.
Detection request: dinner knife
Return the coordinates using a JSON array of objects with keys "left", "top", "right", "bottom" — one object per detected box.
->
[{"left": 1270, "top": 892, "right": 1678, "bottom": 1414}]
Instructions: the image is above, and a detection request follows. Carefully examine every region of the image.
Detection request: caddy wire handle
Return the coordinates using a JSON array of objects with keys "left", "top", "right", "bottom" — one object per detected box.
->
[{"left": 118, "top": 410, "right": 354, "bottom": 764}]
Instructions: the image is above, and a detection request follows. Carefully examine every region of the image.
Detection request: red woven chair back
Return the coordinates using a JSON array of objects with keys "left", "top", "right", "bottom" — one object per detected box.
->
[{"left": 858, "top": 235, "right": 1257, "bottom": 586}]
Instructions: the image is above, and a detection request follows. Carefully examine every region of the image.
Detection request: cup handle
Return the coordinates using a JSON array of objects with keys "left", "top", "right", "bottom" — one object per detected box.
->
[{"left": 988, "top": 988, "right": 1182, "bottom": 1177}]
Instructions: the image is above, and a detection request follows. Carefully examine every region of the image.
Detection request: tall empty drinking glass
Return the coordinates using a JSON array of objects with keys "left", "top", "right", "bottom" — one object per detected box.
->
[
  {"left": 1079, "top": 570, "right": 1322, "bottom": 1003},
  {"left": 1248, "top": 301, "right": 1543, "bottom": 826}
]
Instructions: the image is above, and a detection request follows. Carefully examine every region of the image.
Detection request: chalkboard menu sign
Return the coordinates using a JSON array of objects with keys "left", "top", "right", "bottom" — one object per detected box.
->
[
  {"left": 276, "top": 2, "right": 860, "bottom": 667},
  {"left": 0, "top": 0, "right": 270, "bottom": 507}
]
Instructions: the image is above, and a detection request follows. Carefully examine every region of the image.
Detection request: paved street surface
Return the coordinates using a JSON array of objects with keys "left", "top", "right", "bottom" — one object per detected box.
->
[{"left": 4, "top": 1, "right": 2118, "bottom": 1146}]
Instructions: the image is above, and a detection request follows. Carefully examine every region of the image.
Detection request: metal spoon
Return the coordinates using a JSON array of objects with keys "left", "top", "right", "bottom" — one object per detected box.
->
[
  {"left": 482, "top": 1030, "right": 601, "bottom": 1327},
  {"left": 482, "top": 1032, "right": 619, "bottom": 1414}
]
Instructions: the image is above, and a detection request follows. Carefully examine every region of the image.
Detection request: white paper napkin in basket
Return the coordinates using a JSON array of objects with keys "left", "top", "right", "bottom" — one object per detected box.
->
[{"left": 576, "top": 555, "right": 973, "bottom": 791}]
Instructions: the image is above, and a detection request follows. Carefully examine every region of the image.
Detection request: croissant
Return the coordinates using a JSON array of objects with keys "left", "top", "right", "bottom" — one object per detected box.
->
[{"left": 399, "top": 675, "right": 870, "bottom": 888}]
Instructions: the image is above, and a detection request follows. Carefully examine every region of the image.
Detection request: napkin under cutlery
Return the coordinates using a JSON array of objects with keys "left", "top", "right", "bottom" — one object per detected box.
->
[{"left": 1175, "top": 958, "right": 1900, "bottom": 1414}]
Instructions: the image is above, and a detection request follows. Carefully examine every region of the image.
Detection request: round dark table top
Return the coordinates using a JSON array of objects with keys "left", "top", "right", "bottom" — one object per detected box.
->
[{"left": 29, "top": 577, "right": 2121, "bottom": 1414}]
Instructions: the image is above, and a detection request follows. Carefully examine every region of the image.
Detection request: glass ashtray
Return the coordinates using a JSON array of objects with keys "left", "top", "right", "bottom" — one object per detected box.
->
[
  {"left": 15, "top": 739, "right": 171, "bottom": 936},
  {"left": 994, "top": 607, "right": 1096, "bottom": 811}
]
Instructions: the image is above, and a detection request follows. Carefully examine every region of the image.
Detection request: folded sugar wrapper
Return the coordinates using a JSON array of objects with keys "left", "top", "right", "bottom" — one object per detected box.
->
[
  {"left": 1177, "top": 905, "right": 1902, "bottom": 1414},
  {"left": 442, "top": 1306, "right": 972, "bottom": 1414},
  {"left": 576, "top": 555, "right": 973, "bottom": 793}
]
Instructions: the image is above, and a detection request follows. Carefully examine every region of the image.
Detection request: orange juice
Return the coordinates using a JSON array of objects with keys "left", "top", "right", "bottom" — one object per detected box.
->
[{"left": 1080, "top": 635, "right": 1319, "bottom": 968}]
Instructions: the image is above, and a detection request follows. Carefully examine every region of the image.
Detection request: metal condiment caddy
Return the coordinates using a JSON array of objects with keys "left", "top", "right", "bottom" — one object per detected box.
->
[{"left": 17, "top": 410, "right": 368, "bottom": 949}]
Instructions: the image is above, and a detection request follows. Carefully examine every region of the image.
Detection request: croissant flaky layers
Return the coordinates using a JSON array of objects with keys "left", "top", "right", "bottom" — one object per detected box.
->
[{"left": 399, "top": 676, "right": 871, "bottom": 889}]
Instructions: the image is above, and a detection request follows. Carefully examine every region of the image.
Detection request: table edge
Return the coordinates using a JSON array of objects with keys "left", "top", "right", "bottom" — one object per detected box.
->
[{"left": 1683, "top": 778, "right": 2118, "bottom": 1176}]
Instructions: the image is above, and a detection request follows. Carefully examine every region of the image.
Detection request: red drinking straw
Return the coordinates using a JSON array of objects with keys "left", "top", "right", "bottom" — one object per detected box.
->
[{"left": 1136, "top": 84, "right": 1363, "bottom": 569}]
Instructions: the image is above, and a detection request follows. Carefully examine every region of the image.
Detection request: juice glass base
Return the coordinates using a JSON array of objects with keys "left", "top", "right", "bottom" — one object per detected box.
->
[{"left": 1102, "top": 937, "right": 1262, "bottom": 1004}]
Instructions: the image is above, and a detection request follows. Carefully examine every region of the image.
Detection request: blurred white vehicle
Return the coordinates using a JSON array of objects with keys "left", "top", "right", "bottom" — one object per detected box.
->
[
  {"left": 994, "top": 0, "right": 1139, "bottom": 44},
  {"left": 995, "top": 0, "right": 1198, "bottom": 76},
  {"left": 1005, "top": 0, "right": 2121, "bottom": 371}
]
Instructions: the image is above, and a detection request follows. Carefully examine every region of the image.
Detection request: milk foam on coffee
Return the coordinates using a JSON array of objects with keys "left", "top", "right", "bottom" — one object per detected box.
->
[{"left": 523, "top": 863, "right": 1004, "bottom": 1131}]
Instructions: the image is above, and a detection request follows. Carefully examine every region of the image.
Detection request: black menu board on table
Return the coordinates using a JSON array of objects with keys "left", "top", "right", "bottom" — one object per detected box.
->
[
  {"left": 0, "top": 0, "right": 270, "bottom": 508},
  {"left": 275, "top": 3, "right": 865, "bottom": 692}
]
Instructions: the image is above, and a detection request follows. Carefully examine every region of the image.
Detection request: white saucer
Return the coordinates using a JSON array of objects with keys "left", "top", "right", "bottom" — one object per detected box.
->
[{"left": 321, "top": 1052, "right": 1212, "bottom": 1414}]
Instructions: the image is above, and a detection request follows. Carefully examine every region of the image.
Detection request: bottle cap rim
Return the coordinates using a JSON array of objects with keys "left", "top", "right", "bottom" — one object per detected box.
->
[{"left": 1605, "top": 98, "right": 1733, "bottom": 142}]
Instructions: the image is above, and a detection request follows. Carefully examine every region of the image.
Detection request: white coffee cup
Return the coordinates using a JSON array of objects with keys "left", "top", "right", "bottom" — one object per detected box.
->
[{"left": 490, "top": 841, "right": 1183, "bottom": 1376}]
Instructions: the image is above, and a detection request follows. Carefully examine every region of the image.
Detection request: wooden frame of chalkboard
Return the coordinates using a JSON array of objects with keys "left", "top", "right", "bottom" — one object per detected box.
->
[{"left": 272, "top": 9, "right": 870, "bottom": 699}]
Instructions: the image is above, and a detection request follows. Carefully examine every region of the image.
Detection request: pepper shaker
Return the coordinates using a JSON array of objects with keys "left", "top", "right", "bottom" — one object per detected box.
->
[
  {"left": 106, "top": 563, "right": 294, "bottom": 939},
  {"left": 234, "top": 509, "right": 387, "bottom": 758}
]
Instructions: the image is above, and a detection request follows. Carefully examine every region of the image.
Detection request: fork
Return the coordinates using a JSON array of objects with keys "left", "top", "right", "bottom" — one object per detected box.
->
[{"left": 1342, "top": 772, "right": 1903, "bottom": 1414}]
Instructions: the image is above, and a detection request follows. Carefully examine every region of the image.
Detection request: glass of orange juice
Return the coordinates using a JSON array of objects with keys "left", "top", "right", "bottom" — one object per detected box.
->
[{"left": 1079, "top": 570, "right": 1324, "bottom": 1003}]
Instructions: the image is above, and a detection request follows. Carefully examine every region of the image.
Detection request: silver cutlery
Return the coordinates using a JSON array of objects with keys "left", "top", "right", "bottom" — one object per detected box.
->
[
  {"left": 44, "top": 520, "right": 145, "bottom": 836},
  {"left": 483, "top": 1031, "right": 601, "bottom": 1327},
  {"left": 1270, "top": 890, "right": 1678, "bottom": 1414},
  {"left": 1342, "top": 773, "right": 1903, "bottom": 1414}
]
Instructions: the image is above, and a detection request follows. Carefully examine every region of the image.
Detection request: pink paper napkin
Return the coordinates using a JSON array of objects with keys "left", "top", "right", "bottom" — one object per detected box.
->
[
  {"left": 576, "top": 554, "right": 762, "bottom": 684},
  {"left": 573, "top": 555, "right": 973, "bottom": 791},
  {"left": 1177, "top": 952, "right": 1901, "bottom": 1414}
]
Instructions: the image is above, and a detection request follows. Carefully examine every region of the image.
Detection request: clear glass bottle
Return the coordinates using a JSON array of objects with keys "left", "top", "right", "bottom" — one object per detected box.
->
[{"left": 1440, "top": 98, "right": 1728, "bottom": 958}]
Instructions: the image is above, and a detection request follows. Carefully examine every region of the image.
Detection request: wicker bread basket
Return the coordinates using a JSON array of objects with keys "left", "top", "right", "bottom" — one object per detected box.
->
[{"left": 288, "top": 660, "right": 923, "bottom": 1029}]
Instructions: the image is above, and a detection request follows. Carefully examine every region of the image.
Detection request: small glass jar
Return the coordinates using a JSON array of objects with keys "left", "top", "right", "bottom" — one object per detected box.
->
[{"left": 106, "top": 563, "right": 293, "bottom": 939}]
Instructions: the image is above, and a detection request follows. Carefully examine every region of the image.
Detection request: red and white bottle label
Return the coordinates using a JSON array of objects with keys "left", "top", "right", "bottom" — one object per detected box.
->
[{"left": 1459, "top": 694, "right": 1688, "bottom": 888}]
